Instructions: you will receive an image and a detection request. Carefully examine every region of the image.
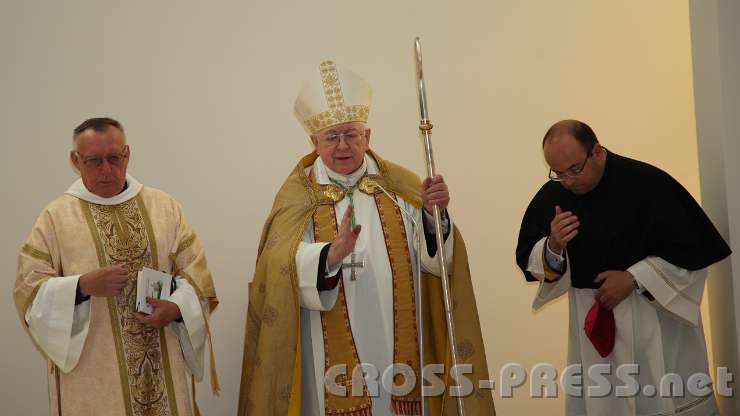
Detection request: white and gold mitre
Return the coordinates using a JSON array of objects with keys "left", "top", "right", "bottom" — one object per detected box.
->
[{"left": 294, "top": 60, "right": 372, "bottom": 134}]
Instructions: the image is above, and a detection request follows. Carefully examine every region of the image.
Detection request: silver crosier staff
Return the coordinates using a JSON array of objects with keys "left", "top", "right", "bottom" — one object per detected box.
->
[{"left": 414, "top": 37, "right": 466, "bottom": 416}]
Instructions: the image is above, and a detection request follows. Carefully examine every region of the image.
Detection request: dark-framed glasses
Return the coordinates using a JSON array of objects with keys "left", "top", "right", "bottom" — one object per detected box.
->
[
  {"left": 75, "top": 146, "right": 129, "bottom": 168},
  {"left": 548, "top": 151, "right": 591, "bottom": 181}
]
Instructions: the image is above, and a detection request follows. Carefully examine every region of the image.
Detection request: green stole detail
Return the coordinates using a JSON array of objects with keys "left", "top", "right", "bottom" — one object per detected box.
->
[
  {"left": 80, "top": 194, "right": 179, "bottom": 416},
  {"left": 328, "top": 179, "right": 355, "bottom": 227}
]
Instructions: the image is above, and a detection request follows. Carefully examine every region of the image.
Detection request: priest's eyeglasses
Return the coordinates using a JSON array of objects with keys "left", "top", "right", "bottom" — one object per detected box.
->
[
  {"left": 320, "top": 131, "right": 364, "bottom": 146},
  {"left": 75, "top": 146, "right": 129, "bottom": 168},
  {"left": 548, "top": 151, "right": 591, "bottom": 181}
]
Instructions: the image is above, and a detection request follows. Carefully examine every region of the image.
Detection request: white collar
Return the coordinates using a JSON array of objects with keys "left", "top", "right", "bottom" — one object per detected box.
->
[
  {"left": 65, "top": 174, "right": 143, "bottom": 205},
  {"left": 314, "top": 155, "right": 379, "bottom": 186}
]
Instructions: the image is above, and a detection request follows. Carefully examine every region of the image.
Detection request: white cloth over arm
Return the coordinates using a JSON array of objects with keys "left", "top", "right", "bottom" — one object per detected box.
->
[
  {"left": 296, "top": 223, "right": 340, "bottom": 311},
  {"left": 25, "top": 275, "right": 90, "bottom": 373},
  {"left": 168, "top": 277, "right": 208, "bottom": 380},
  {"left": 27, "top": 274, "right": 208, "bottom": 378},
  {"left": 526, "top": 237, "right": 571, "bottom": 310},
  {"left": 627, "top": 256, "right": 708, "bottom": 326}
]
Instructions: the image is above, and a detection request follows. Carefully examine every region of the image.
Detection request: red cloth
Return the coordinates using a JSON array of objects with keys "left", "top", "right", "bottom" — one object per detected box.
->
[{"left": 584, "top": 301, "right": 615, "bottom": 357}]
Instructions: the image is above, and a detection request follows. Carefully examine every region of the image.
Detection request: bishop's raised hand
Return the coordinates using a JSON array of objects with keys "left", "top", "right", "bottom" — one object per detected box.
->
[
  {"left": 327, "top": 204, "right": 362, "bottom": 269},
  {"left": 422, "top": 175, "right": 450, "bottom": 214}
]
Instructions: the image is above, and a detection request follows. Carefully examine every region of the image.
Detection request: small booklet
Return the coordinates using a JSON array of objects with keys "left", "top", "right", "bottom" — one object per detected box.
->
[{"left": 136, "top": 267, "right": 173, "bottom": 315}]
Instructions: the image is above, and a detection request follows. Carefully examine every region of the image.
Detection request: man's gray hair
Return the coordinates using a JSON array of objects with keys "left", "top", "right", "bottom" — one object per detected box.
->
[{"left": 72, "top": 117, "right": 126, "bottom": 150}]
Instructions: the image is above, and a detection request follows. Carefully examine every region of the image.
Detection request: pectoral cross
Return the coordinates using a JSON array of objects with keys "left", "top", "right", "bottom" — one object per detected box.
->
[{"left": 342, "top": 252, "right": 365, "bottom": 281}]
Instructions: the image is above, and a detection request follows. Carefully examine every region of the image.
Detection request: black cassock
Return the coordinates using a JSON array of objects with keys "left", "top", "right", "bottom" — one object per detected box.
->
[{"left": 516, "top": 150, "right": 731, "bottom": 288}]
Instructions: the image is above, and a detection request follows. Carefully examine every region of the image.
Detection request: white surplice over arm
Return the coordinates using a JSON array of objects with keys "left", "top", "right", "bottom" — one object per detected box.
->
[
  {"left": 525, "top": 235, "right": 709, "bottom": 324},
  {"left": 24, "top": 275, "right": 89, "bottom": 373},
  {"left": 167, "top": 278, "right": 209, "bottom": 380},
  {"left": 25, "top": 276, "right": 206, "bottom": 377},
  {"left": 526, "top": 237, "right": 572, "bottom": 310},
  {"left": 627, "top": 256, "right": 708, "bottom": 326},
  {"left": 296, "top": 239, "right": 341, "bottom": 311}
]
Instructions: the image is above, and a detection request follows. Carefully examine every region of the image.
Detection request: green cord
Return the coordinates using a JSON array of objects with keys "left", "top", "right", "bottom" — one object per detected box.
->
[{"left": 329, "top": 178, "right": 357, "bottom": 227}]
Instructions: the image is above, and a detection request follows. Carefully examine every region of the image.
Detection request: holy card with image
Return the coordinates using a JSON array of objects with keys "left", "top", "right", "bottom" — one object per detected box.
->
[{"left": 136, "top": 267, "right": 173, "bottom": 314}]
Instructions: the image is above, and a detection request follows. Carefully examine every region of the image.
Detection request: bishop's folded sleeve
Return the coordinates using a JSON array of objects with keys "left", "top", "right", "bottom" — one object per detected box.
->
[
  {"left": 296, "top": 217, "right": 339, "bottom": 311},
  {"left": 417, "top": 203, "right": 454, "bottom": 276},
  {"left": 421, "top": 208, "right": 450, "bottom": 257}
]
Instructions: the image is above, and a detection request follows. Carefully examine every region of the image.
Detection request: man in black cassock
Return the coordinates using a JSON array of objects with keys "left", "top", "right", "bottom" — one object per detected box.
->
[{"left": 516, "top": 119, "right": 731, "bottom": 415}]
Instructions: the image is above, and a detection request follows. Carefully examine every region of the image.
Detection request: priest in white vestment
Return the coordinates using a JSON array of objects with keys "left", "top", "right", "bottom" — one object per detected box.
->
[
  {"left": 14, "top": 117, "right": 219, "bottom": 416},
  {"left": 238, "top": 60, "right": 495, "bottom": 416},
  {"left": 516, "top": 120, "right": 731, "bottom": 416}
]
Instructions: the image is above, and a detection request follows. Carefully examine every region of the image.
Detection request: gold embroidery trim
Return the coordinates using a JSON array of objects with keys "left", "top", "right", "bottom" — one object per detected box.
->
[
  {"left": 310, "top": 174, "right": 421, "bottom": 413},
  {"left": 313, "top": 204, "right": 372, "bottom": 414},
  {"left": 136, "top": 198, "right": 178, "bottom": 415},
  {"left": 105, "top": 297, "right": 134, "bottom": 416},
  {"left": 320, "top": 60, "right": 344, "bottom": 113},
  {"left": 174, "top": 233, "right": 197, "bottom": 258},
  {"left": 358, "top": 175, "right": 383, "bottom": 195},
  {"left": 317, "top": 174, "right": 385, "bottom": 205},
  {"left": 177, "top": 270, "right": 206, "bottom": 301},
  {"left": 136, "top": 194, "right": 159, "bottom": 270},
  {"left": 83, "top": 207, "right": 135, "bottom": 416},
  {"left": 160, "top": 329, "right": 180, "bottom": 416},
  {"left": 80, "top": 199, "right": 107, "bottom": 270},
  {"left": 83, "top": 199, "right": 178, "bottom": 416},
  {"left": 303, "top": 105, "right": 370, "bottom": 135},
  {"left": 373, "top": 192, "right": 422, "bottom": 409},
  {"left": 80, "top": 199, "right": 134, "bottom": 416},
  {"left": 541, "top": 239, "right": 564, "bottom": 282},
  {"left": 302, "top": 60, "right": 370, "bottom": 134},
  {"left": 319, "top": 184, "right": 345, "bottom": 204},
  {"left": 22, "top": 278, "right": 50, "bottom": 321},
  {"left": 21, "top": 243, "right": 53, "bottom": 266}
]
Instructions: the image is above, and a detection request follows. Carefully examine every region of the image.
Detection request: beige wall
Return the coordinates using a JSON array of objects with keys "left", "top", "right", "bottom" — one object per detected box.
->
[
  {"left": 690, "top": 0, "right": 740, "bottom": 415},
  {"left": 0, "top": 1, "right": 712, "bottom": 414}
]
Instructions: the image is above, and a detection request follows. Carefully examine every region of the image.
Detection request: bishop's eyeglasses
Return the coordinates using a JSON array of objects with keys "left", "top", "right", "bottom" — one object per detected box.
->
[{"left": 319, "top": 131, "right": 364, "bottom": 146}]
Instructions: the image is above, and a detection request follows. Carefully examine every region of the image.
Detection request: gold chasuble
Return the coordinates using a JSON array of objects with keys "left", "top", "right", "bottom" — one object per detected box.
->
[
  {"left": 15, "top": 182, "right": 218, "bottom": 416},
  {"left": 238, "top": 151, "right": 495, "bottom": 415}
]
